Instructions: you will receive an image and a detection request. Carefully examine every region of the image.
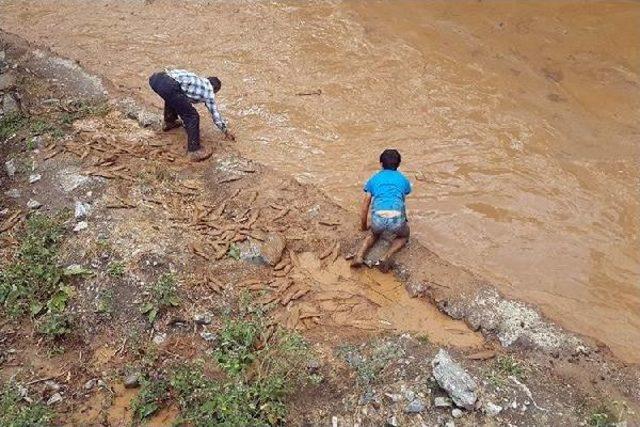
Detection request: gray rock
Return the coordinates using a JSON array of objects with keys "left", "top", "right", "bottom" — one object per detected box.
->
[
  {"left": 404, "top": 398, "right": 425, "bottom": 413},
  {"left": 405, "top": 281, "right": 427, "bottom": 298},
  {"left": 27, "top": 199, "right": 42, "bottom": 210},
  {"left": 0, "top": 72, "right": 16, "bottom": 91},
  {"left": 194, "top": 313, "right": 212, "bottom": 325},
  {"left": 73, "top": 221, "right": 88, "bottom": 232},
  {"left": 259, "top": 232, "right": 286, "bottom": 266},
  {"left": 403, "top": 388, "right": 416, "bottom": 401},
  {"left": 3, "top": 93, "right": 20, "bottom": 114},
  {"left": 74, "top": 201, "right": 90, "bottom": 219},
  {"left": 484, "top": 402, "right": 502, "bottom": 417},
  {"left": 84, "top": 379, "right": 98, "bottom": 390},
  {"left": 386, "top": 415, "right": 399, "bottom": 427},
  {"left": 431, "top": 349, "right": 478, "bottom": 410},
  {"left": 5, "top": 188, "right": 20, "bottom": 198},
  {"left": 28, "top": 173, "right": 41, "bottom": 184},
  {"left": 434, "top": 396, "right": 452, "bottom": 408},
  {"left": 451, "top": 408, "right": 463, "bottom": 418},
  {"left": 445, "top": 421, "right": 455, "bottom": 427},
  {"left": 46, "top": 392, "right": 63, "bottom": 406},
  {"left": 306, "top": 359, "right": 321, "bottom": 373},
  {"left": 200, "top": 331, "right": 218, "bottom": 343},
  {"left": 58, "top": 168, "right": 90, "bottom": 192},
  {"left": 44, "top": 380, "right": 61, "bottom": 392},
  {"left": 4, "top": 159, "right": 16, "bottom": 177},
  {"left": 123, "top": 372, "right": 141, "bottom": 389}
]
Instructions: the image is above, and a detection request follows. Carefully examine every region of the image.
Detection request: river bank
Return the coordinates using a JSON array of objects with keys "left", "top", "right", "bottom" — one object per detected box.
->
[{"left": 1, "top": 29, "right": 639, "bottom": 425}]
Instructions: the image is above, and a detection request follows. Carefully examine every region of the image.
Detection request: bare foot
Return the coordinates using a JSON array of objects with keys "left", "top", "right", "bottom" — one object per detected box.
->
[
  {"left": 187, "top": 146, "right": 213, "bottom": 162},
  {"left": 350, "top": 257, "right": 364, "bottom": 268},
  {"left": 162, "top": 120, "right": 182, "bottom": 131},
  {"left": 378, "top": 258, "right": 392, "bottom": 273}
]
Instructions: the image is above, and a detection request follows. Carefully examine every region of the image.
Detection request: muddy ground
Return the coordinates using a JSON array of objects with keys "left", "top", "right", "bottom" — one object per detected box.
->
[{"left": 1, "top": 32, "right": 639, "bottom": 426}]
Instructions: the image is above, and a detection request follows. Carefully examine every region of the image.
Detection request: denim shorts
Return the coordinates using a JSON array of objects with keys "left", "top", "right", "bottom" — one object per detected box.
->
[{"left": 371, "top": 212, "right": 410, "bottom": 238}]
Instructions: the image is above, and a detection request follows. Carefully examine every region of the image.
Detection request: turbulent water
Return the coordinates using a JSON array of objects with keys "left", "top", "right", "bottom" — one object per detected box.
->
[{"left": 2, "top": 0, "right": 639, "bottom": 362}]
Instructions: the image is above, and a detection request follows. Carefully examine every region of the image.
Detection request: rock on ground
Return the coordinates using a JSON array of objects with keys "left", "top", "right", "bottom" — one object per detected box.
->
[
  {"left": 259, "top": 232, "right": 286, "bottom": 266},
  {"left": 431, "top": 349, "right": 478, "bottom": 410}
]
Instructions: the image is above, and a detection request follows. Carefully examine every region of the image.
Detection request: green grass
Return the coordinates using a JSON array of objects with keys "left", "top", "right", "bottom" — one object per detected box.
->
[
  {"left": 139, "top": 274, "right": 180, "bottom": 324},
  {"left": 107, "top": 261, "right": 125, "bottom": 277},
  {"left": 0, "top": 213, "right": 67, "bottom": 318},
  {"left": 0, "top": 383, "right": 53, "bottom": 426},
  {"left": 132, "top": 315, "right": 314, "bottom": 426},
  {"left": 131, "top": 379, "right": 169, "bottom": 424},
  {"left": 337, "top": 340, "right": 405, "bottom": 386},
  {"left": 0, "top": 113, "right": 28, "bottom": 141},
  {"left": 587, "top": 401, "right": 635, "bottom": 427}
]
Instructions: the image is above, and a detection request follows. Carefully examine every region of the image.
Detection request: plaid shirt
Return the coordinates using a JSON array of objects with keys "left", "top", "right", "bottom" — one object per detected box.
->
[{"left": 167, "top": 69, "right": 227, "bottom": 132}]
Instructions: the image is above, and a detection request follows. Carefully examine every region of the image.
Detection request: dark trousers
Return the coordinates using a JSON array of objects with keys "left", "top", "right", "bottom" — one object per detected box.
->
[{"left": 148, "top": 72, "right": 201, "bottom": 151}]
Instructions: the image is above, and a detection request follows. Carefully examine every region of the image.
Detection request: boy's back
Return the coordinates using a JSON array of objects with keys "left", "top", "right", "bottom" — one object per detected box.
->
[{"left": 364, "top": 169, "right": 412, "bottom": 213}]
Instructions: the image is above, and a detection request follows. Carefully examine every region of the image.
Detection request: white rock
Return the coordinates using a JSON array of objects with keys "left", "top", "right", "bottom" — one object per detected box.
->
[
  {"left": 484, "top": 402, "right": 502, "bottom": 417},
  {"left": 74, "top": 201, "right": 90, "bottom": 219},
  {"left": 28, "top": 173, "right": 41, "bottom": 184},
  {"left": 46, "top": 392, "right": 63, "bottom": 405},
  {"left": 5, "top": 189, "right": 20, "bottom": 198},
  {"left": 27, "top": 199, "right": 42, "bottom": 209},
  {"left": 431, "top": 349, "right": 478, "bottom": 410},
  {"left": 4, "top": 159, "right": 16, "bottom": 177},
  {"left": 152, "top": 333, "right": 167, "bottom": 345},
  {"left": 452, "top": 408, "right": 463, "bottom": 418},
  {"left": 73, "top": 221, "right": 88, "bottom": 232},
  {"left": 434, "top": 396, "right": 452, "bottom": 408}
]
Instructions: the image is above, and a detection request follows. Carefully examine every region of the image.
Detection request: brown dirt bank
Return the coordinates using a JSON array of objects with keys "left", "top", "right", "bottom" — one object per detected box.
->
[{"left": 1, "top": 29, "right": 639, "bottom": 426}]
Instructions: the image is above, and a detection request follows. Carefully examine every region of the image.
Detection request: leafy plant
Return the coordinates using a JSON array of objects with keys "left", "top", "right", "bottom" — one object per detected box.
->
[
  {"left": 96, "top": 289, "right": 115, "bottom": 315},
  {"left": 494, "top": 355, "right": 525, "bottom": 379},
  {"left": 587, "top": 401, "right": 635, "bottom": 427},
  {"left": 0, "top": 383, "right": 53, "bottom": 426},
  {"left": 107, "top": 261, "right": 125, "bottom": 277},
  {"left": 338, "top": 340, "right": 404, "bottom": 386},
  {"left": 131, "top": 378, "right": 168, "bottom": 423},
  {"left": 37, "top": 312, "right": 72, "bottom": 339},
  {"left": 139, "top": 274, "right": 180, "bottom": 324},
  {"left": 0, "top": 213, "right": 66, "bottom": 318},
  {"left": 214, "top": 317, "right": 261, "bottom": 375},
  {"left": 227, "top": 244, "right": 241, "bottom": 260},
  {"left": 0, "top": 113, "right": 28, "bottom": 141}
]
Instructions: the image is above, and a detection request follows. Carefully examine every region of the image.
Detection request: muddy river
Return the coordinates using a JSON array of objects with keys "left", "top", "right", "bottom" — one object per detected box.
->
[{"left": 2, "top": 0, "right": 639, "bottom": 362}]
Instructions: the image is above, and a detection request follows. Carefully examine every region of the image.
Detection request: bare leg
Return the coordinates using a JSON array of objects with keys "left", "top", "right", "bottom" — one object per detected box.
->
[
  {"left": 351, "top": 232, "right": 378, "bottom": 268},
  {"left": 378, "top": 236, "right": 408, "bottom": 273}
]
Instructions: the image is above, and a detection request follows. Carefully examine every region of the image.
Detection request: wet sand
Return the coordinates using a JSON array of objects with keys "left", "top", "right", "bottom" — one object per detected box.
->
[{"left": 1, "top": 0, "right": 639, "bottom": 362}]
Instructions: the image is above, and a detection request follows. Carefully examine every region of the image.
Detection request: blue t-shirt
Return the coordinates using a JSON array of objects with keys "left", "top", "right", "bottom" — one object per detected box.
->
[{"left": 364, "top": 169, "right": 412, "bottom": 213}]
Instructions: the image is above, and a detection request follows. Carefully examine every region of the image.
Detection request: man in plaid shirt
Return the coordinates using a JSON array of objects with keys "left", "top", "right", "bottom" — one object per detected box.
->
[{"left": 149, "top": 69, "right": 235, "bottom": 161}]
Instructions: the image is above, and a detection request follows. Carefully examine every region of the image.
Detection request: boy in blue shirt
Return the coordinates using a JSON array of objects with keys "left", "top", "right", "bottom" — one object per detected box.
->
[{"left": 351, "top": 149, "right": 412, "bottom": 272}]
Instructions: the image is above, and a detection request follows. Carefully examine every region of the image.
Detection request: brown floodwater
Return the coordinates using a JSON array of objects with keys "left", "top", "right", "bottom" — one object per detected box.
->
[{"left": 2, "top": 0, "right": 639, "bottom": 362}]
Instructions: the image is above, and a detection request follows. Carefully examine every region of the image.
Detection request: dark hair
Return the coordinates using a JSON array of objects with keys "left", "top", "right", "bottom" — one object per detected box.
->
[
  {"left": 208, "top": 77, "right": 222, "bottom": 93},
  {"left": 380, "top": 149, "right": 401, "bottom": 170}
]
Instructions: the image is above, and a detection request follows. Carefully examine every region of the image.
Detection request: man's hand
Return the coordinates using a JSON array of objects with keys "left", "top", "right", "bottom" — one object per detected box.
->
[{"left": 224, "top": 130, "right": 236, "bottom": 141}]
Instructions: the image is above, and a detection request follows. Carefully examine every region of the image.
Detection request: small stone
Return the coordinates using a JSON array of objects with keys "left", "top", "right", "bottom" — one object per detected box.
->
[
  {"left": 259, "top": 232, "right": 286, "bottom": 266},
  {"left": 28, "top": 174, "right": 41, "bottom": 184},
  {"left": 404, "top": 398, "right": 425, "bottom": 413},
  {"left": 200, "top": 331, "right": 218, "bottom": 343},
  {"left": 452, "top": 408, "right": 463, "bottom": 418},
  {"left": 74, "top": 201, "right": 90, "bottom": 219},
  {"left": 2, "top": 93, "right": 19, "bottom": 114},
  {"left": 4, "top": 159, "right": 16, "bottom": 177},
  {"left": 5, "top": 189, "right": 20, "bottom": 198},
  {"left": 194, "top": 313, "right": 212, "bottom": 325},
  {"left": 386, "top": 415, "right": 399, "bottom": 427},
  {"left": 445, "top": 421, "right": 455, "bottom": 427},
  {"left": 73, "top": 221, "right": 88, "bottom": 232},
  {"left": 484, "top": 401, "right": 502, "bottom": 417},
  {"left": 306, "top": 359, "right": 321, "bottom": 373},
  {"left": 46, "top": 392, "right": 63, "bottom": 406},
  {"left": 403, "top": 388, "right": 416, "bottom": 402},
  {"left": 385, "top": 392, "right": 402, "bottom": 403},
  {"left": 0, "top": 72, "right": 16, "bottom": 91},
  {"left": 27, "top": 199, "right": 42, "bottom": 209},
  {"left": 434, "top": 396, "right": 452, "bottom": 408},
  {"left": 152, "top": 333, "right": 167, "bottom": 345},
  {"left": 123, "top": 372, "right": 141, "bottom": 389},
  {"left": 0, "top": 208, "right": 8, "bottom": 216},
  {"left": 44, "top": 380, "right": 61, "bottom": 392},
  {"left": 84, "top": 379, "right": 98, "bottom": 391}
]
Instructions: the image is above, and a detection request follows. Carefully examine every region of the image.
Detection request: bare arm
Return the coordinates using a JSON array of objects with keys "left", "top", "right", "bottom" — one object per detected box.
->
[{"left": 360, "top": 193, "right": 372, "bottom": 231}]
